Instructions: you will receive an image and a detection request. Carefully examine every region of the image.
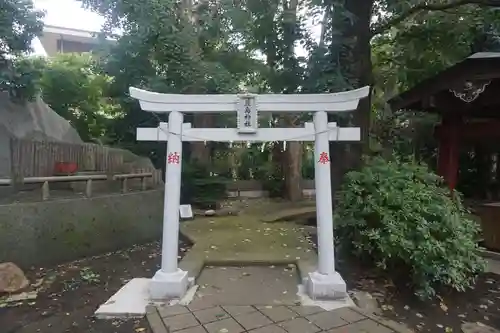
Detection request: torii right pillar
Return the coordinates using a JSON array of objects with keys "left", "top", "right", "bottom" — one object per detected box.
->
[{"left": 307, "top": 110, "right": 348, "bottom": 300}]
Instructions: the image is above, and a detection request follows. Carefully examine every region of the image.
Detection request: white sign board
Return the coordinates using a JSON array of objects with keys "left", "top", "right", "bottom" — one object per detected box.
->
[{"left": 179, "top": 204, "right": 193, "bottom": 219}]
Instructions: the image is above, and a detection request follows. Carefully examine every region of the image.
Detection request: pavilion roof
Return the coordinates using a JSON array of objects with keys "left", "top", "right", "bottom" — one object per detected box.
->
[{"left": 388, "top": 52, "right": 500, "bottom": 116}]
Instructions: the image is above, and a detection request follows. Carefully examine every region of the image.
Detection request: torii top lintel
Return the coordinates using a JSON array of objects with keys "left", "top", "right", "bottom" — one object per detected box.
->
[{"left": 129, "top": 86, "right": 370, "bottom": 113}]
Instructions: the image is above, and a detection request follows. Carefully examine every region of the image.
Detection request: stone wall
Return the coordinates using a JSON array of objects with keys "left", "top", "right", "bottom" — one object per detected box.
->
[
  {"left": 226, "top": 179, "right": 315, "bottom": 198},
  {"left": 0, "top": 190, "right": 164, "bottom": 268}
]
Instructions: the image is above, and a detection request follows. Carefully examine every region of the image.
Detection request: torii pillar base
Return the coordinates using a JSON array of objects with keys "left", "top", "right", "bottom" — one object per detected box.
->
[
  {"left": 307, "top": 271, "right": 347, "bottom": 300},
  {"left": 150, "top": 269, "right": 190, "bottom": 300}
]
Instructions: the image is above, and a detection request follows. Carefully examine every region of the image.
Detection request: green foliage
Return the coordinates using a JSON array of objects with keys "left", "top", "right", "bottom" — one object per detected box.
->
[
  {"left": 260, "top": 165, "right": 285, "bottom": 198},
  {"left": 334, "top": 156, "right": 486, "bottom": 299},
  {"left": 181, "top": 160, "right": 228, "bottom": 209},
  {"left": 22, "top": 53, "right": 121, "bottom": 141},
  {"left": 0, "top": 0, "right": 43, "bottom": 100},
  {"left": 2, "top": 55, "right": 45, "bottom": 101},
  {"left": 301, "top": 149, "right": 315, "bottom": 179},
  {"left": 80, "top": 267, "right": 101, "bottom": 284}
]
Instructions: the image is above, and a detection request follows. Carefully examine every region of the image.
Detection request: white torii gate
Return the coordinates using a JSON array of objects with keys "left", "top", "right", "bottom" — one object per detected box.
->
[{"left": 131, "top": 86, "right": 370, "bottom": 301}]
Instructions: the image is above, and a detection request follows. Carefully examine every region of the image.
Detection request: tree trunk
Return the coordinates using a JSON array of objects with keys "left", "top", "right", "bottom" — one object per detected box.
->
[
  {"left": 191, "top": 114, "right": 214, "bottom": 164},
  {"left": 180, "top": 0, "right": 213, "bottom": 166},
  {"left": 283, "top": 116, "right": 303, "bottom": 201},
  {"left": 281, "top": 0, "right": 302, "bottom": 202},
  {"left": 272, "top": 141, "right": 284, "bottom": 187},
  {"left": 284, "top": 141, "right": 303, "bottom": 201},
  {"left": 328, "top": 0, "right": 374, "bottom": 202},
  {"left": 342, "top": 0, "right": 373, "bottom": 164}
]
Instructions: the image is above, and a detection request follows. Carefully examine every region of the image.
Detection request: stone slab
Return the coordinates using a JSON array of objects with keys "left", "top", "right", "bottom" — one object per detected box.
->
[
  {"left": 278, "top": 317, "right": 321, "bottom": 333},
  {"left": 167, "top": 313, "right": 200, "bottom": 331},
  {"left": 257, "top": 305, "right": 298, "bottom": 322},
  {"left": 204, "top": 318, "right": 245, "bottom": 333},
  {"left": 234, "top": 311, "right": 273, "bottom": 330},
  {"left": 150, "top": 304, "right": 413, "bottom": 333},
  {"left": 223, "top": 305, "right": 257, "bottom": 316},
  {"left": 343, "top": 319, "right": 395, "bottom": 333},
  {"left": 175, "top": 327, "right": 207, "bottom": 333},
  {"left": 146, "top": 305, "right": 169, "bottom": 333},
  {"left": 158, "top": 305, "right": 190, "bottom": 318},
  {"left": 249, "top": 325, "right": 288, "bottom": 333},
  {"left": 95, "top": 278, "right": 152, "bottom": 319},
  {"left": 287, "top": 305, "right": 324, "bottom": 316},
  {"left": 332, "top": 307, "right": 366, "bottom": 323},
  {"left": 193, "top": 306, "right": 230, "bottom": 324},
  {"left": 306, "top": 311, "right": 348, "bottom": 330},
  {"left": 195, "top": 266, "right": 300, "bottom": 305}
]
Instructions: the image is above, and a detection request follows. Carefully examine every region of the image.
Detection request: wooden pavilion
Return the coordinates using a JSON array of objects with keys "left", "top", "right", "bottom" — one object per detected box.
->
[
  {"left": 389, "top": 52, "right": 500, "bottom": 192},
  {"left": 388, "top": 52, "right": 500, "bottom": 251}
]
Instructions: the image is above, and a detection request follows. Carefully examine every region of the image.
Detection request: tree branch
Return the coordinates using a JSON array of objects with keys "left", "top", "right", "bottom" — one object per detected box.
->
[{"left": 371, "top": 0, "right": 500, "bottom": 36}]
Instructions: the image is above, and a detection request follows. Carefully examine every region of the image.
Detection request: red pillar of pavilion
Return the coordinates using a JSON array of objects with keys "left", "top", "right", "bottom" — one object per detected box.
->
[{"left": 435, "top": 116, "right": 461, "bottom": 191}]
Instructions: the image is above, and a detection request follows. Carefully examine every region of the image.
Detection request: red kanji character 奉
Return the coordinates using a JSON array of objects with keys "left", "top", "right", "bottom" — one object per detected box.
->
[
  {"left": 167, "top": 152, "right": 180, "bottom": 164},
  {"left": 318, "top": 151, "right": 330, "bottom": 164}
]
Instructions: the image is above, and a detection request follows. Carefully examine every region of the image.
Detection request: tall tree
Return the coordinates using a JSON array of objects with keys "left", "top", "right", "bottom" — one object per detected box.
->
[
  {"left": 306, "top": 0, "right": 500, "bottom": 195},
  {"left": 0, "top": 0, "right": 43, "bottom": 100},
  {"left": 78, "top": 0, "right": 258, "bottom": 166},
  {"left": 231, "top": 0, "right": 308, "bottom": 201},
  {"left": 35, "top": 53, "right": 119, "bottom": 141}
]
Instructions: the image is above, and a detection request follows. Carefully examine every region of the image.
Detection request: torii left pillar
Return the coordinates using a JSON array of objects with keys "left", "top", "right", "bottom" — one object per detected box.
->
[{"left": 149, "top": 111, "right": 189, "bottom": 300}]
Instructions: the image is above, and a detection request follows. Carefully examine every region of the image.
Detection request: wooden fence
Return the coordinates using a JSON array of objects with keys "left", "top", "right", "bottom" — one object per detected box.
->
[{"left": 9, "top": 139, "right": 124, "bottom": 178}]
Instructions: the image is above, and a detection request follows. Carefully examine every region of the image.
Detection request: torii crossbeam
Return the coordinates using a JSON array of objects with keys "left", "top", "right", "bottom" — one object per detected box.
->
[{"left": 132, "top": 86, "right": 370, "bottom": 301}]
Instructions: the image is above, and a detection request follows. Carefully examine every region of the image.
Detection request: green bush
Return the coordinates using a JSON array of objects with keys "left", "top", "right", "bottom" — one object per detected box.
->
[
  {"left": 259, "top": 163, "right": 285, "bottom": 198},
  {"left": 181, "top": 160, "right": 228, "bottom": 209},
  {"left": 334, "top": 156, "right": 486, "bottom": 299}
]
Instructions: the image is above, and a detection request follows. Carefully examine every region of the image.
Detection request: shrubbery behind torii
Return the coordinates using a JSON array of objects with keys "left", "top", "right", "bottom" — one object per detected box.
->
[{"left": 334, "top": 156, "right": 486, "bottom": 299}]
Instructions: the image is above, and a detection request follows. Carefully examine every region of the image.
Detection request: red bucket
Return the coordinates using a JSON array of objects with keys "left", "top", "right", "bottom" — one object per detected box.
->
[{"left": 54, "top": 162, "right": 78, "bottom": 175}]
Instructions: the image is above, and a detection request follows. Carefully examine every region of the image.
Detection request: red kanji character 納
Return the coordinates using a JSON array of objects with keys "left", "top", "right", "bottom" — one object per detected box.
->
[
  {"left": 318, "top": 152, "right": 330, "bottom": 164},
  {"left": 167, "top": 152, "right": 180, "bottom": 164}
]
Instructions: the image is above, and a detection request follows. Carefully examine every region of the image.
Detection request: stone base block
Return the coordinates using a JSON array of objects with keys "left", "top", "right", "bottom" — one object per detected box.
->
[
  {"left": 307, "top": 271, "right": 347, "bottom": 300},
  {"left": 149, "top": 269, "right": 189, "bottom": 300}
]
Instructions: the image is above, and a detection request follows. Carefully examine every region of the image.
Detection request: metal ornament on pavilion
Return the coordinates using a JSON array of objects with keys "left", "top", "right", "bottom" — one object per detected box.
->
[{"left": 449, "top": 80, "right": 491, "bottom": 103}]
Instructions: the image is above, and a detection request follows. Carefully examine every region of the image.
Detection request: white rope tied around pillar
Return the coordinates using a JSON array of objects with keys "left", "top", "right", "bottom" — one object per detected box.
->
[{"left": 149, "top": 112, "right": 341, "bottom": 142}]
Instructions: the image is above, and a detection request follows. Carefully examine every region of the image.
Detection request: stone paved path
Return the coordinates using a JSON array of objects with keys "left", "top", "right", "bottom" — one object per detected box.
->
[{"left": 147, "top": 304, "right": 412, "bottom": 333}]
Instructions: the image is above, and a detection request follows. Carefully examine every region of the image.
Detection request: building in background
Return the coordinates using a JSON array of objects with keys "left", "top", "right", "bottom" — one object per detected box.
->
[{"left": 37, "top": 25, "right": 114, "bottom": 56}]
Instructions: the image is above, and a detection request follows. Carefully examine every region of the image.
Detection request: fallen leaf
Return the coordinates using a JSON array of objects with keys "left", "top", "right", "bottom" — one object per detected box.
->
[
  {"left": 135, "top": 328, "right": 146, "bottom": 332},
  {"left": 440, "top": 302, "right": 448, "bottom": 312}
]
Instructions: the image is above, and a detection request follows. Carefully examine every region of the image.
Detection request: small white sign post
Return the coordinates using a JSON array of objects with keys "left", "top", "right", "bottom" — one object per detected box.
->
[{"left": 131, "top": 86, "right": 369, "bottom": 300}]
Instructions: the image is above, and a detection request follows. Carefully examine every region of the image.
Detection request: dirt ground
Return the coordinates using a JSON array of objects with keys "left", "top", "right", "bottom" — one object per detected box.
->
[
  {"left": 2, "top": 197, "right": 500, "bottom": 333},
  {"left": 304, "top": 223, "right": 500, "bottom": 332},
  {"left": 0, "top": 237, "right": 192, "bottom": 333},
  {"left": 337, "top": 258, "right": 500, "bottom": 332}
]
